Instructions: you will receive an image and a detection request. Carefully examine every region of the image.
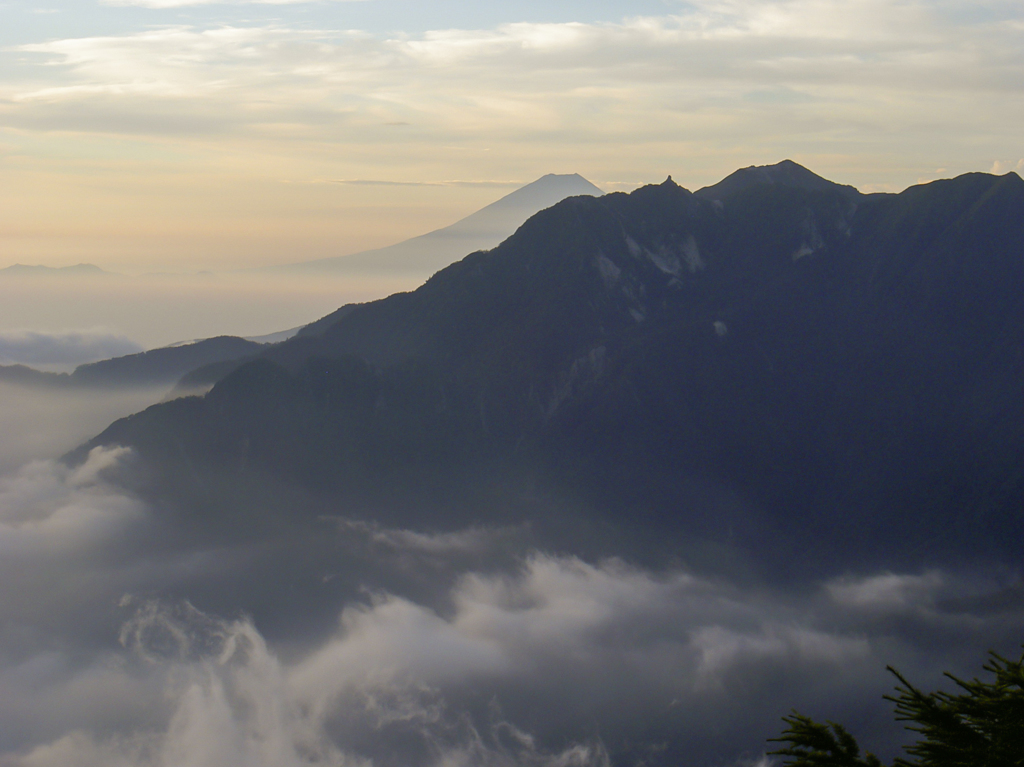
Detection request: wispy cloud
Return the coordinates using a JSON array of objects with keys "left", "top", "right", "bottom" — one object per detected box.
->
[
  {"left": 101, "top": 0, "right": 368, "bottom": 7},
  {"left": 12, "top": 5, "right": 1022, "bottom": 104},
  {"left": 326, "top": 178, "right": 523, "bottom": 187},
  {"left": 9, "top": 5, "right": 1022, "bottom": 151}
]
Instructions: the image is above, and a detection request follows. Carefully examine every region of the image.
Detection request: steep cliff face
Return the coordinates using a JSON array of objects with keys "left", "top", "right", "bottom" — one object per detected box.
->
[{"left": 85, "top": 164, "right": 1024, "bottom": 573}]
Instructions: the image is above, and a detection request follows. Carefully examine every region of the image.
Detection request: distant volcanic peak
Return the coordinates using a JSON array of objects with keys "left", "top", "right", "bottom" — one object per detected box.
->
[
  {"left": 279, "top": 173, "right": 604, "bottom": 275},
  {"left": 695, "top": 159, "right": 861, "bottom": 202},
  {"left": 538, "top": 172, "right": 593, "bottom": 184},
  {"left": 493, "top": 173, "right": 604, "bottom": 209}
]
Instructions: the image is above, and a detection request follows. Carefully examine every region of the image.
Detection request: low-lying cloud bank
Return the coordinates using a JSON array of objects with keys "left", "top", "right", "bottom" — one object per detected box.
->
[
  {"left": 1, "top": 446, "right": 1022, "bottom": 766},
  {"left": 0, "top": 382, "right": 169, "bottom": 474},
  {"left": 0, "top": 329, "right": 143, "bottom": 367},
  {"left": 102, "top": 0, "right": 363, "bottom": 6}
]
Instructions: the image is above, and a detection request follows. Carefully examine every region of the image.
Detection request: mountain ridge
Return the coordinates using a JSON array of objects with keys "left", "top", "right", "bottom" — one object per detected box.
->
[
  {"left": 0, "top": 335, "right": 266, "bottom": 390},
  {"left": 80, "top": 162, "right": 1024, "bottom": 574}
]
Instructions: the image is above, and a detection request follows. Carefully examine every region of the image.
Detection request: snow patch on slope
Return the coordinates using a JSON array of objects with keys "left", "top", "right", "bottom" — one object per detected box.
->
[
  {"left": 595, "top": 254, "right": 621, "bottom": 288},
  {"left": 648, "top": 247, "right": 683, "bottom": 277},
  {"left": 682, "top": 236, "right": 704, "bottom": 273}
]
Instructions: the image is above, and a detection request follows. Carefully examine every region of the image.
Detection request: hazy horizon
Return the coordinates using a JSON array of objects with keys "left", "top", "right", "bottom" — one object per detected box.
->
[{"left": 0, "top": 171, "right": 602, "bottom": 348}]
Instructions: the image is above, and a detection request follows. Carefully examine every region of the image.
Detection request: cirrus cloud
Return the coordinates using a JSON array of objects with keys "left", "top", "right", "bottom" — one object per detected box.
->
[
  {"left": 101, "top": 0, "right": 369, "bottom": 7},
  {"left": 11, "top": 3, "right": 1024, "bottom": 146}
]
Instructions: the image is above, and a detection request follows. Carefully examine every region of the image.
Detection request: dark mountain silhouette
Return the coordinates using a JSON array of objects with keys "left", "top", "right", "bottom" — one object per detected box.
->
[
  {"left": 1, "top": 335, "right": 265, "bottom": 390},
  {"left": 295, "top": 303, "right": 362, "bottom": 338},
  {"left": 0, "top": 363, "right": 63, "bottom": 387},
  {"left": 278, "top": 174, "right": 603, "bottom": 276},
  {"left": 81, "top": 161, "right": 1024, "bottom": 575},
  {"left": 167, "top": 315, "right": 357, "bottom": 395},
  {"left": 73, "top": 335, "right": 265, "bottom": 387}
]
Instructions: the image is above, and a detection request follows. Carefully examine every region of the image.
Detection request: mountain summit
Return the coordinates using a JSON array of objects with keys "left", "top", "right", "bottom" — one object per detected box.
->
[
  {"left": 280, "top": 173, "right": 603, "bottom": 277},
  {"left": 695, "top": 159, "right": 862, "bottom": 201}
]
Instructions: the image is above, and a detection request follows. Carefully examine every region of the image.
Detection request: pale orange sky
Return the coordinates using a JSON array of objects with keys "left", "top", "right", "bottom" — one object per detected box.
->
[{"left": 2, "top": 0, "right": 1023, "bottom": 273}]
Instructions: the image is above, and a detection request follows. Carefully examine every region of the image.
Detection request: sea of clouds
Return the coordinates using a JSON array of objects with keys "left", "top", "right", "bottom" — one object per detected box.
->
[
  {"left": 1, "top": 413, "right": 1022, "bottom": 767},
  {"left": 0, "top": 330, "right": 143, "bottom": 368}
]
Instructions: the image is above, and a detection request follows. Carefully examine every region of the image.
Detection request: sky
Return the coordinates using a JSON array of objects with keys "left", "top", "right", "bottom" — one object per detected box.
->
[{"left": 1, "top": 0, "right": 1023, "bottom": 272}]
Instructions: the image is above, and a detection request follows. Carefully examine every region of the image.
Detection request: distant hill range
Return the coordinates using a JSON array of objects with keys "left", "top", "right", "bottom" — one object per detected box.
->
[
  {"left": 80, "top": 161, "right": 1024, "bottom": 575},
  {"left": 1, "top": 336, "right": 264, "bottom": 390},
  {"left": 0, "top": 263, "right": 109, "bottom": 277},
  {"left": 275, "top": 173, "right": 603, "bottom": 277}
]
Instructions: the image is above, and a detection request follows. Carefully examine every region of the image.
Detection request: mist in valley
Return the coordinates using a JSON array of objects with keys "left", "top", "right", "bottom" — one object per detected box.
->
[
  {"left": 0, "top": 382, "right": 1022, "bottom": 766},
  {"left": 0, "top": 382, "right": 167, "bottom": 474},
  {"left": 0, "top": 272, "right": 412, "bottom": 352}
]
